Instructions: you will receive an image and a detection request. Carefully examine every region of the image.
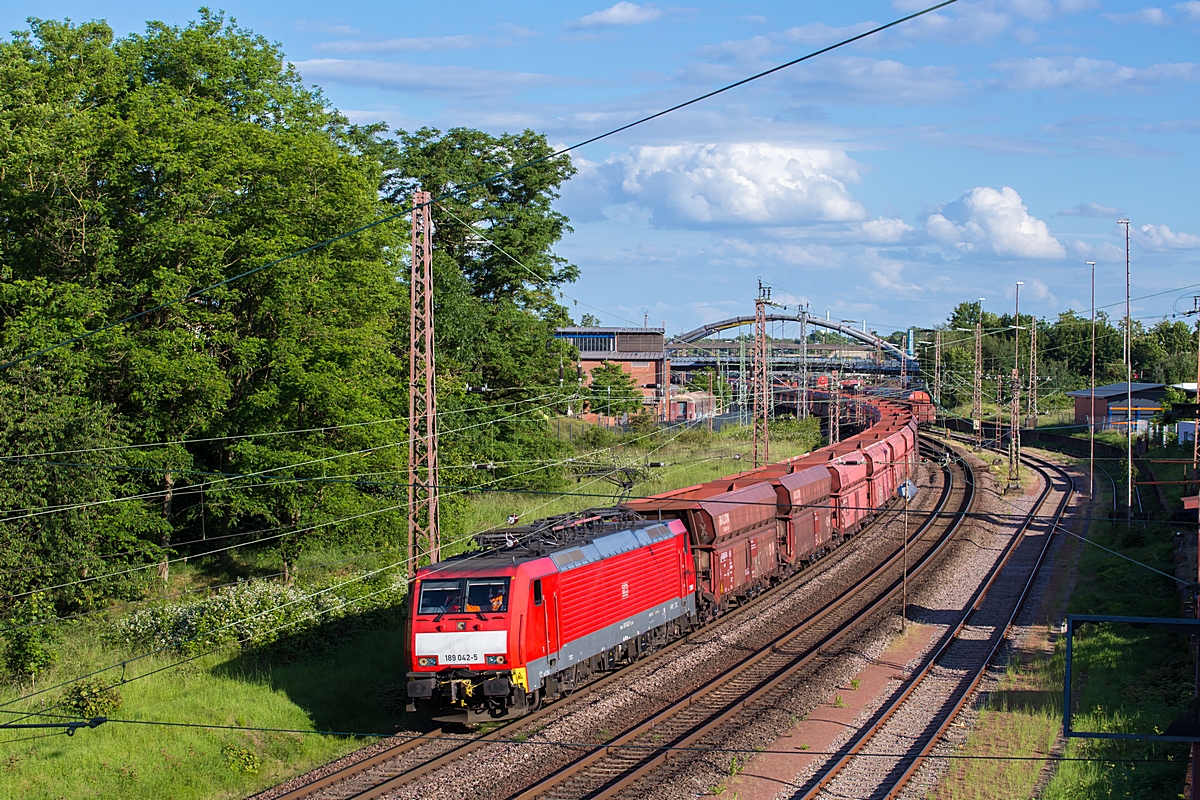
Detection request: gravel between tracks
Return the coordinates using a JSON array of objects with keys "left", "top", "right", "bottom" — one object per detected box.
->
[
  {"left": 893, "top": 453, "right": 1086, "bottom": 800},
  {"left": 367, "top": 459, "right": 946, "bottom": 800},
  {"left": 606, "top": 442, "right": 1057, "bottom": 800}
]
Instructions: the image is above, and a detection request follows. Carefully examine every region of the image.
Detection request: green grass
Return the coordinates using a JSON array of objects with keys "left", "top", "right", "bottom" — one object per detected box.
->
[
  {"left": 460, "top": 423, "right": 819, "bottom": 534},
  {"left": 930, "top": 451, "right": 1190, "bottom": 800},
  {"left": 0, "top": 610, "right": 412, "bottom": 800},
  {"left": 0, "top": 419, "right": 823, "bottom": 800},
  {"left": 1039, "top": 466, "right": 1190, "bottom": 800}
]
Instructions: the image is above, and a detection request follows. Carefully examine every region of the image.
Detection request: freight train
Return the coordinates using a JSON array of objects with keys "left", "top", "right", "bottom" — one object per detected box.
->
[{"left": 405, "top": 397, "right": 919, "bottom": 721}]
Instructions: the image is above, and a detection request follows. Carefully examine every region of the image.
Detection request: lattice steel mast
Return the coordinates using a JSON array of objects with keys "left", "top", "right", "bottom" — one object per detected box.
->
[
  {"left": 753, "top": 280, "right": 782, "bottom": 467},
  {"left": 408, "top": 191, "right": 440, "bottom": 578},
  {"left": 831, "top": 370, "right": 841, "bottom": 445},
  {"left": 1007, "top": 282, "right": 1023, "bottom": 491},
  {"left": 973, "top": 309, "right": 983, "bottom": 448},
  {"left": 1027, "top": 317, "right": 1038, "bottom": 427},
  {"left": 933, "top": 329, "right": 942, "bottom": 409},
  {"left": 799, "top": 309, "right": 809, "bottom": 419}
]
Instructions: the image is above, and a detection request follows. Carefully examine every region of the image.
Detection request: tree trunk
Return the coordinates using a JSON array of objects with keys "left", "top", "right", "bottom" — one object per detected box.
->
[
  {"left": 219, "top": 508, "right": 234, "bottom": 569},
  {"left": 157, "top": 472, "right": 174, "bottom": 584}
]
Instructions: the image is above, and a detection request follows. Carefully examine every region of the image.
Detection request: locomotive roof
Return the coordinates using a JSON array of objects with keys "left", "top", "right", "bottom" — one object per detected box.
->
[{"left": 435, "top": 508, "right": 680, "bottom": 572}]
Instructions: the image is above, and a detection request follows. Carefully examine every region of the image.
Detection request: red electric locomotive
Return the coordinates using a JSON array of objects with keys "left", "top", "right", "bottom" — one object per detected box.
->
[{"left": 405, "top": 511, "right": 694, "bottom": 721}]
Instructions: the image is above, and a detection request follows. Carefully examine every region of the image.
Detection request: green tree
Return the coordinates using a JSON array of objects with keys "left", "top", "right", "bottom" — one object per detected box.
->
[
  {"left": 0, "top": 13, "right": 409, "bottom": 590},
  {"left": 587, "top": 362, "right": 643, "bottom": 418}
]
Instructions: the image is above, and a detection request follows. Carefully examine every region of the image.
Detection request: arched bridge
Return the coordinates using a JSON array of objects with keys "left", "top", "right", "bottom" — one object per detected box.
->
[{"left": 668, "top": 313, "right": 911, "bottom": 363}]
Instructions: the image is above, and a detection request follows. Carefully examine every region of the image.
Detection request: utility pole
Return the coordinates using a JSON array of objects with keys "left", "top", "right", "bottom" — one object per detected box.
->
[
  {"left": 933, "top": 330, "right": 942, "bottom": 409},
  {"left": 799, "top": 308, "right": 809, "bottom": 419},
  {"left": 1185, "top": 295, "right": 1200, "bottom": 800},
  {"left": 1119, "top": 217, "right": 1132, "bottom": 529},
  {"left": 973, "top": 302, "right": 984, "bottom": 448},
  {"left": 753, "top": 280, "right": 782, "bottom": 467},
  {"left": 1008, "top": 282, "right": 1024, "bottom": 492},
  {"left": 1027, "top": 317, "right": 1038, "bottom": 427},
  {"left": 1088, "top": 261, "right": 1096, "bottom": 498},
  {"left": 408, "top": 190, "right": 440, "bottom": 578},
  {"left": 900, "top": 339, "right": 908, "bottom": 390},
  {"left": 1193, "top": 297, "right": 1200, "bottom": 482}
]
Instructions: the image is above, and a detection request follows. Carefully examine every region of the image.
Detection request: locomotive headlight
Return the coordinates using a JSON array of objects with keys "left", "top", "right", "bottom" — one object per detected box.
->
[
  {"left": 485, "top": 654, "right": 506, "bottom": 665},
  {"left": 417, "top": 656, "right": 437, "bottom": 667}
]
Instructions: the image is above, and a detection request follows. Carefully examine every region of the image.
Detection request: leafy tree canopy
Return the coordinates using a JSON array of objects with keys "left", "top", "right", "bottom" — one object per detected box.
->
[{"left": 0, "top": 12, "right": 581, "bottom": 620}]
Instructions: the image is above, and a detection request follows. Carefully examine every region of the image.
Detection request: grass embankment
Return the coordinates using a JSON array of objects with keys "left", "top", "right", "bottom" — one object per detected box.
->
[
  {"left": 931, "top": 450, "right": 1191, "bottom": 800},
  {"left": 0, "top": 420, "right": 820, "bottom": 800}
]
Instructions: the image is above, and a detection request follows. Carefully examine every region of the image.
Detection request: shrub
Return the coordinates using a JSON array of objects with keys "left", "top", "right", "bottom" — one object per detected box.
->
[
  {"left": 222, "top": 745, "right": 260, "bottom": 773},
  {"left": 575, "top": 423, "right": 622, "bottom": 451},
  {"left": 62, "top": 679, "right": 122, "bottom": 718},
  {"left": 2, "top": 593, "right": 59, "bottom": 679},
  {"left": 107, "top": 571, "right": 407, "bottom": 656}
]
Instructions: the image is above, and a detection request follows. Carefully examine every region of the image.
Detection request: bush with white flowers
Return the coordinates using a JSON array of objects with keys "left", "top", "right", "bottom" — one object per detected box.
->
[{"left": 109, "top": 571, "right": 407, "bottom": 655}]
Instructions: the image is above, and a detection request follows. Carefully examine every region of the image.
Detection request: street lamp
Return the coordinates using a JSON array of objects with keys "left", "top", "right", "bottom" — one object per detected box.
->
[{"left": 1118, "top": 218, "right": 1132, "bottom": 529}]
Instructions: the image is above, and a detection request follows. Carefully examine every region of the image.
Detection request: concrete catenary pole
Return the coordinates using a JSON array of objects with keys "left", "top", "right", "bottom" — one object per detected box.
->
[
  {"left": 1119, "top": 218, "right": 1132, "bottom": 530},
  {"left": 1088, "top": 261, "right": 1096, "bottom": 498}
]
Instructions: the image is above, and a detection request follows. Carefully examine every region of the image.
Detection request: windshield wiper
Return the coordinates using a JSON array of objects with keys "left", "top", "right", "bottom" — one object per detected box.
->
[{"left": 433, "top": 596, "right": 461, "bottom": 623}]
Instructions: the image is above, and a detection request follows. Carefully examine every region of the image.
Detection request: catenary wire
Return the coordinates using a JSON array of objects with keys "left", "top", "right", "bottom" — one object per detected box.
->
[
  {"left": 0, "top": 418, "right": 712, "bottom": 718},
  {"left": 2, "top": 413, "right": 710, "bottom": 600}
]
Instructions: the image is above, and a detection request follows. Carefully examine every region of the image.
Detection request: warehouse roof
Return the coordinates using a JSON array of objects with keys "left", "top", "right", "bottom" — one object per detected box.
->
[{"left": 1065, "top": 382, "right": 1165, "bottom": 399}]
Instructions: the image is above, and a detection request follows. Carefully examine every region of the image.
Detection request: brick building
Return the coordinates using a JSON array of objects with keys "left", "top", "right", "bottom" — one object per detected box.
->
[{"left": 555, "top": 327, "right": 669, "bottom": 421}]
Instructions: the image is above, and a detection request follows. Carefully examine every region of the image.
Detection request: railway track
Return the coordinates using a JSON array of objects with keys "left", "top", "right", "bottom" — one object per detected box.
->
[
  {"left": 796, "top": 447, "right": 1076, "bottom": 800},
  {"left": 261, "top": 438, "right": 966, "bottom": 800},
  {"left": 502, "top": 440, "right": 976, "bottom": 800}
]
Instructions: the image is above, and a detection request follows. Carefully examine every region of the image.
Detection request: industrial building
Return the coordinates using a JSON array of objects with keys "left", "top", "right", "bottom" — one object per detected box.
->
[{"left": 555, "top": 326, "right": 670, "bottom": 421}]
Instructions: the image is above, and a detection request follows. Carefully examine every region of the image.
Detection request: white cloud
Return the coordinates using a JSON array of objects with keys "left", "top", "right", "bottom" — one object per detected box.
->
[
  {"left": 1007, "top": 0, "right": 1100, "bottom": 18},
  {"left": 861, "top": 217, "right": 915, "bottom": 243},
  {"left": 291, "top": 59, "right": 567, "bottom": 96},
  {"left": 1103, "top": 7, "right": 1172, "bottom": 25},
  {"left": 696, "top": 36, "right": 779, "bottom": 63},
  {"left": 568, "top": 2, "right": 661, "bottom": 29},
  {"left": 994, "top": 57, "right": 1200, "bottom": 91},
  {"left": 710, "top": 238, "right": 841, "bottom": 269},
  {"left": 1025, "top": 278, "right": 1058, "bottom": 303},
  {"left": 315, "top": 35, "right": 497, "bottom": 53},
  {"left": 781, "top": 57, "right": 965, "bottom": 106},
  {"left": 615, "top": 143, "right": 868, "bottom": 228},
  {"left": 1178, "top": 1, "right": 1200, "bottom": 20},
  {"left": 1056, "top": 201, "right": 1126, "bottom": 218},
  {"left": 1065, "top": 239, "right": 1126, "bottom": 262},
  {"left": 780, "top": 21, "right": 875, "bottom": 45},
  {"left": 924, "top": 186, "right": 1067, "bottom": 259},
  {"left": 295, "top": 19, "right": 360, "bottom": 35},
  {"left": 1133, "top": 223, "right": 1200, "bottom": 250}
]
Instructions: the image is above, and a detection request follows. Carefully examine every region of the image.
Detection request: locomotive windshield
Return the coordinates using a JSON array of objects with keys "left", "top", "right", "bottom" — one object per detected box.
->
[{"left": 417, "top": 578, "right": 510, "bottom": 614}]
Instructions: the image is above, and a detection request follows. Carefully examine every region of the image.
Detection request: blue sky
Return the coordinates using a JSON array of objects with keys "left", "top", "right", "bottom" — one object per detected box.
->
[{"left": 5, "top": 1, "right": 1200, "bottom": 336}]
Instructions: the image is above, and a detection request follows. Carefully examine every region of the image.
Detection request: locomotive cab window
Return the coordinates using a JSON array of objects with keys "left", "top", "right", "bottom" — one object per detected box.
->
[
  {"left": 465, "top": 578, "right": 510, "bottom": 613},
  {"left": 417, "top": 579, "right": 463, "bottom": 615},
  {"left": 533, "top": 579, "right": 543, "bottom": 606}
]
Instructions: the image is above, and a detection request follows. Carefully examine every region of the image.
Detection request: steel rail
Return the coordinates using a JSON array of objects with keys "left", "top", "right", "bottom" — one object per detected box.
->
[
  {"left": 506, "top": 438, "right": 975, "bottom": 800},
  {"left": 265, "top": 439, "right": 955, "bottom": 800},
  {"left": 800, "top": 449, "right": 1075, "bottom": 800}
]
